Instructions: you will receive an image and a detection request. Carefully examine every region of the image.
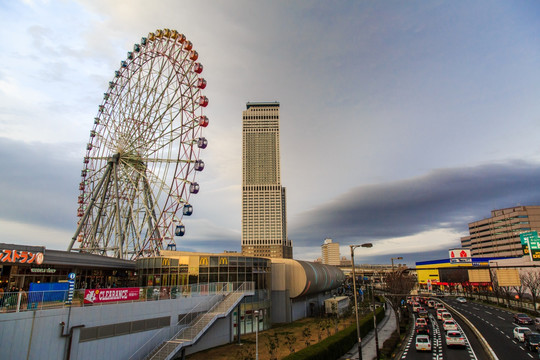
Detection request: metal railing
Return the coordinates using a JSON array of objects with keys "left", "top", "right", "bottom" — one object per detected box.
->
[
  {"left": 130, "top": 282, "right": 254, "bottom": 360},
  {"left": 0, "top": 282, "right": 250, "bottom": 313}
]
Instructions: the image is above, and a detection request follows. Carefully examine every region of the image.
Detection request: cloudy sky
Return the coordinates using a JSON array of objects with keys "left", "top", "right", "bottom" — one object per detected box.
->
[{"left": 1, "top": 1, "right": 540, "bottom": 266}]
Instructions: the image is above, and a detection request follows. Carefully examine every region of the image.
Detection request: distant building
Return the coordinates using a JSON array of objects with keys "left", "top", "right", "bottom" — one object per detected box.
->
[
  {"left": 339, "top": 256, "right": 352, "bottom": 267},
  {"left": 321, "top": 238, "right": 340, "bottom": 266},
  {"left": 241, "top": 102, "right": 292, "bottom": 259},
  {"left": 460, "top": 206, "right": 540, "bottom": 258}
]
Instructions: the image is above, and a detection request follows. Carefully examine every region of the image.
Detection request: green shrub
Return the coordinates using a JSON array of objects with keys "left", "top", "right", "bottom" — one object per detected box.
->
[{"left": 282, "top": 307, "right": 384, "bottom": 360}]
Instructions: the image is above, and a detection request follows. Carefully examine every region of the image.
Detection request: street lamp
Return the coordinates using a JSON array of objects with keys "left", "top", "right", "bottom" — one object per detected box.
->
[
  {"left": 254, "top": 310, "right": 260, "bottom": 360},
  {"left": 391, "top": 256, "right": 403, "bottom": 271},
  {"left": 350, "top": 243, "right": 373, "bottom": 360}
]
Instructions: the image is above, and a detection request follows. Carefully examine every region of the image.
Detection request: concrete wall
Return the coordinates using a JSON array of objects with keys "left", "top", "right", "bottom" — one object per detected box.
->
[
  {"left": 0, "top": 294, "right": 234, "bottom": 360},
  {"left": 270, "top": 290, "right": 291, "bottom": 323}
]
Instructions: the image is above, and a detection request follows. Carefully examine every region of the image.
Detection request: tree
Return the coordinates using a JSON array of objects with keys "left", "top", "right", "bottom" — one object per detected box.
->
[
  {"left": 264, "top": 333, "right": 280, "bottom": 360},
  {"left": 283, "top": 332, "right": 297, "bottom": 354},
  {"left": 383, "top": 268, "right": 416, "bottom": 335},
  {"left": 490, "top": 269, "right": 502, "bottom": 306},
  {"left": 521, "top": 271, "right": 540, "bottom": 311},
  {"left": 302, "top": 327, "right": 312, "bottom": 346}
]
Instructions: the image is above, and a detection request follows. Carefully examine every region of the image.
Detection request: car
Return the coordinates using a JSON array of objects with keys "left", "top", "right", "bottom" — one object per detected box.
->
[
  {"left": 427, "top": 300, "right": 435, "bottom": 308},
  {"left": 436, "top": 308, "right": 447, "bottom": 320},
  {"left": 445, "top": 330, "right": 466, "bottom": 347},
  {"left": 435, "top": 302, "right": 444, "bottom": 309},
  {"left": 418, "top": 309, "right": 429, "bottom": 319},
  {"left": 441, "top": 312, "right": 453, "bottom": 322},
  {"left": 416, "top": 318, "right": 428, "bottom": 327},
  {"left": 515, "top": 313, "right": 534, "bottom": 325},
  {"left": 412, "top": 302, "right": 421, "bottom": 313},
  {"left": 416, "top": 324, "right": 430, "bottom": 336},
  {"left": 514, "top": 326, "right": 532, "bottom": 342},
  {"left": 456, "top": 297, "right": 467, "bottom": 303},
  {"left": 443, "top": 319, "right": 458, "bottom": 332},
  {"left": 415, "top": 334, "right": 432, "bottom": 351},
  {"left": 525, "top": 332, "right": 540, "bottom": 352}
]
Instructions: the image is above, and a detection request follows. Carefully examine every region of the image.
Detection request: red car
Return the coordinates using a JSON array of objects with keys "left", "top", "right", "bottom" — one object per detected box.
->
[{"left": 514, "top": 313, "right": 533, "bottom": 325}]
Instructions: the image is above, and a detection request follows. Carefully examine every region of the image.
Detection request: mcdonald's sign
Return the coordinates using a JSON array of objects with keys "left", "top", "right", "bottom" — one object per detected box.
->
[
  {"left": 199, "top": 257, "right": 209, "bottom": 266},
  {"left": 219, "top": 257, "right": 228, "bottom": 265},
  {"left": 162, "top": 258, "right": 170, "bottom": 266}
]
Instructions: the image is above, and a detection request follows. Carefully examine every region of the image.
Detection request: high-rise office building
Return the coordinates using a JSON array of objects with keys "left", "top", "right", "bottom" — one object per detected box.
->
[
  {"left": 321, "top": 238, "right": 341, "bottom": 265},
  {"left": 460, "top": 205, "right": 540, "bottom": 258},
  {"left": 241, "top": 102, "right": 292, "bottom": 258}
]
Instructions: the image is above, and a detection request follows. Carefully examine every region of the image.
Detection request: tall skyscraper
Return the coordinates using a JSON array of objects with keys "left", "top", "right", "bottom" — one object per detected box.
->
[
  {"left": 241, "top": 102, "right": 292, "bottom": 258},
  {"left": 321, "top": 238, "right": 340, "bottom": 265}
]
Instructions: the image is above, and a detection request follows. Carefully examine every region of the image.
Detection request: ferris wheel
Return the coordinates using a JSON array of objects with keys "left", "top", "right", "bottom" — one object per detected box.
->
[{"left": 68, "top": 29, "right": 209, "bottom": 260}]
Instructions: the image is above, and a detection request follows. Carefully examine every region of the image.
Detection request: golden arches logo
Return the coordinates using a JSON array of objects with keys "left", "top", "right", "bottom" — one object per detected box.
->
[
  {"left": 199, "top": 257, "right": 208, "bottom": 266},
  {"left": 219, "top": 257, "right": 228, "bottom": 265}
]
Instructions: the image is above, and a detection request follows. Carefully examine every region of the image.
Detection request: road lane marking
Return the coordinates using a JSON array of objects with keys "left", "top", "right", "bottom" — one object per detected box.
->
[{"left": 498, "top": 316, "right": 505, "bottom": 320}]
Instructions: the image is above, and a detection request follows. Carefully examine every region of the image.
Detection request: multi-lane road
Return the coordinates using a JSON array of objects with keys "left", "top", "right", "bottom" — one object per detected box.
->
[
  {"left": 445, "top": 297, "right": 540, "bottom": 360},
  {"left": 400, "top": 296, "right": 540, "bottom": 360}
]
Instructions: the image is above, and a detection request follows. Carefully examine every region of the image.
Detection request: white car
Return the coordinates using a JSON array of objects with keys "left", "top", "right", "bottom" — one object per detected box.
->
[
  {"left": 513, "top": 326, "right": 532, "bottom": 342},
  {"left": 441, "top": 312, "right": 453, "bottom": 322},
  {"left": 443, "top": 319, "right": 458, "bottom": 332},
  {"left": 436, "top": 308, "right": 447, "bottom": 320},
  {"left": 456, "top": 297, "right": 467, "bottom": 303},
  {"left": 415, "top": 318, "right": 428, "bottom": 327},
  {"left": 415, "top": 334, "right": 432, "bottom": 351},
  {"left": 445, "top": 330, "right": 466, "bottom": 347}
]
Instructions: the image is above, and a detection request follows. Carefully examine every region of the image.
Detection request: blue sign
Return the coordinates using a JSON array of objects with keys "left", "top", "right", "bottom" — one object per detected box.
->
[{"left": 66, "top": 273, "right": 76, "bottom": 304}]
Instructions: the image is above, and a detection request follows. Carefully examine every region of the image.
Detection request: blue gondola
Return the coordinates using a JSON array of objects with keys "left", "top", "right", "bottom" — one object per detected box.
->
[
  {"left": 175, "top": 225, "right": 185, "bottom": 237},
  {"left": 183, "top": 204, "right": 193, "bottom": 216}
]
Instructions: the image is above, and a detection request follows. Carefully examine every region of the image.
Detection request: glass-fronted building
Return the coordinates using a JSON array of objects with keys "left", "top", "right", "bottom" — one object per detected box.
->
[{"left": 136, "top": 251, "right": 272, "bottom": 334}]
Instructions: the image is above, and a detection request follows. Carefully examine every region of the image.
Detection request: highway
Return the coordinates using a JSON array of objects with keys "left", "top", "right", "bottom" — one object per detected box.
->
[
  {"left": 400, "top": 298, "right": 488, "bottom": 360},
  {"left": 444, "top": 297, "right": 540, "bottom": 360}
]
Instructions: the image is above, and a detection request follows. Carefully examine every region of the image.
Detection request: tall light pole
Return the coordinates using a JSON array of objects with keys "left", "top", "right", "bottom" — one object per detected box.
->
[
  {"left": 254, "top": 309, "right": 259, "bottom": 360},
  {"left": 350, "top": 243, "right": 373, "bottom": 360},
  {"left": 391, "top": 256, "right": 403, "bottom": 271},
  {"left": 371, "top": 282, "right": 380, "bottom": 360}
]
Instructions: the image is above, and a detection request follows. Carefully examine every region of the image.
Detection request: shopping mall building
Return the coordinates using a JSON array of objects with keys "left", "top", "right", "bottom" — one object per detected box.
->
[{"left": 0, "top": 243, "right": 345, "bottom": 360}]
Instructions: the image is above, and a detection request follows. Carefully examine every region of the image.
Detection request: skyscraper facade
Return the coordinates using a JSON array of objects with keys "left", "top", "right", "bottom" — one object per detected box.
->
[
  {"left": 321, "top": 238, "right": 340, "bottom": 265},
  {"left": 241, "top": 102, "right": 292, "bottom": 258}
]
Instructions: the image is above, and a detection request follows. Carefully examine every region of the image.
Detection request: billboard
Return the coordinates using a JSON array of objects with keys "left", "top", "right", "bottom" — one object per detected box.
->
[
  {"left": 520, "top": 231, "right": 540, "bottom": 261},
  {"left": 84, "top": 288, "right": 140, "bottom": 304},
  {"left": 449, "top": 248, "right": 471, "bottom": 264}
]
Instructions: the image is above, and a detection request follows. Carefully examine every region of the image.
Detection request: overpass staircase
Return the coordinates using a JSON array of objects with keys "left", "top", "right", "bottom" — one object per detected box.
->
[{"left": 130, "top": 283, "right": 253, "bottom": 360}]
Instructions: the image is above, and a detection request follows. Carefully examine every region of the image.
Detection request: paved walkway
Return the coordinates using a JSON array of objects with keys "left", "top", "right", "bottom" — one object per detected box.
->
[{"left": 339, "top": 304, "right": 397, "bottom": 360}]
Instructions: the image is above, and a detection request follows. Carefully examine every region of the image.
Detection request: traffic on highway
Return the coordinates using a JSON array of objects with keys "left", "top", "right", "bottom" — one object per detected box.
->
[
  {"left": 400, "top": 295, "right": 482, "bottom": 360},
  {"left": 399, "top": 294, "right": 540, "bottom": 360},
  {"left": 445, "top": 296, "right": 540, "bottom": 360}
]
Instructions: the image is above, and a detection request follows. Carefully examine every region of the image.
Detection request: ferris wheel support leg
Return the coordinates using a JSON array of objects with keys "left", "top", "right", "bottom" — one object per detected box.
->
[
  {"left": 88, "top": 169, "right": 113, "bottom": 247},
  {"left": 112, "top": 161, "right": 126, "bottom": 258},
  {"left": 142, "top": 175, "right": 162, "bottom": 254},
  {"left": 68, "top": 162, "right": 114, "bottom": 251}
]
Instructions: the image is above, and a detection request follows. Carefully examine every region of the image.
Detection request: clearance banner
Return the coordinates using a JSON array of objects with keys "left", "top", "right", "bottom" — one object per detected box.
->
[{"left": 84, "top": 288, "right": 140, "bottom": 304}]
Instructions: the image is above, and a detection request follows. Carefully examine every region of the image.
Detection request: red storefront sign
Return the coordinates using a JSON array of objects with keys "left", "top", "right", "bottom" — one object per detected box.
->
[
  {"left": 84, "top": 288, "right": 140, "bottom": 304},
  {"left": 0, "top": 249, "right": 44, "bottom": 264}
]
